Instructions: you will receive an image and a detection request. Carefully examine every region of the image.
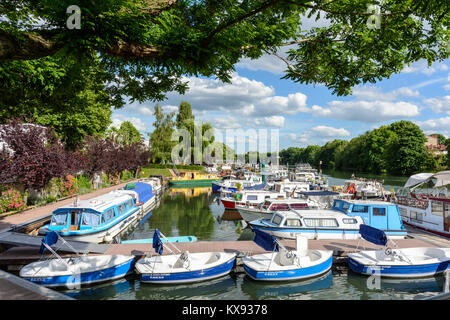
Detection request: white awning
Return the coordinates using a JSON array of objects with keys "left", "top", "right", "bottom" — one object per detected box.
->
[
  {"left": 431, "top": 171, "right": 450, "bottom": 187},
  {"left": 404, "top": 173, "right": 434, "bottom": 188}
]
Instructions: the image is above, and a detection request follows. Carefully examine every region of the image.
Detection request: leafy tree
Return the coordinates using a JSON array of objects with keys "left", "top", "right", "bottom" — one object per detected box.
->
[
  {"left": 0, "top": 54, "right": 112, "bottom": 149},
  {"left": 108, "top": 121, "right": 142, "bottom": 146},
  {"left": 1, "top": 0, "right": 448, "bottom": 103},
  {"left": 385, "top": 121, "right": 428, "bottom": 175},
  {"left": 175, "top": 101, "right": 195, "bottom": 129},
  {"left": 0, "top": 119, "right": 77, "bottom": 192},
  {"left": 149, "top": 105, "right": 176, "bottom": 163}
]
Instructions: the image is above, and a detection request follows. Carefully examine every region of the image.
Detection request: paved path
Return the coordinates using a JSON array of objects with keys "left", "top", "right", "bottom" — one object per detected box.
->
[{"left": 0, "top": 180, "right": 138, "bottom": 232}]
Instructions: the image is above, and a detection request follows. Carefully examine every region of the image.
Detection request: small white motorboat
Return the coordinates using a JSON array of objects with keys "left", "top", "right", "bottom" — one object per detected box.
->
[
  {"left": 347, "top": 225, "right": 450, "bottom": 278},
  {"left": 242, "top": 229, "right": 333, "bottom": 281},
  {"left": 135, "top": 229, "right": 236, "bottom": 284},
  {"left": 19, "top": 232, "right": 135, "bottom": 288}
]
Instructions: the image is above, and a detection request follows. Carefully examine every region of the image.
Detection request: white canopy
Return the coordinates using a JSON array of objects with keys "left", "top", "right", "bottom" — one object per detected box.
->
[
  {"left": 404, "top": 171, "right": 450, "bottom": 188},
  {"left": 431, "top": 171, "right": 450, "bottom": 187},
  {"left": 404, "top": 173, "right": 434, "bottom": 188}
]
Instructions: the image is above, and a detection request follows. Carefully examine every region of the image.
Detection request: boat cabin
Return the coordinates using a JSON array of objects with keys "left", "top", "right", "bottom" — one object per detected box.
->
[
  {"left": 46, "top": 192, "right": 139, "bottom": 235},
  {"left": 332, "top": 199, "right": 405, "bottom": 231}
]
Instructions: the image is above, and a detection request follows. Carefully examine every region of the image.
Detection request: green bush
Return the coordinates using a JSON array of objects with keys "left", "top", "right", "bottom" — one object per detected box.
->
[{"left": 77, "top": 175, "right": 92, "bottom": 190}]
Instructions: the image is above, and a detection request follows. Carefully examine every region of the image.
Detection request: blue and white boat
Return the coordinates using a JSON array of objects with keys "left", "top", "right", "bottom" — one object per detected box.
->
[
  {"left": 347, "top": 225, "right": 450, "bottom": 278},
  {"left": 39, "top": 182, "right": 155, "bottom": 243},
  {"left": 249, "top": 199, "right": 407, "bottom": 240},
  {"left": 135, "top": 230, "right": 236, "bottom": 284},
  {"left": 19, "top": 232, "right": 135, "bottom": 288},
  {"left": 242, "top": 229, "right": 333, "bottom": 281}
]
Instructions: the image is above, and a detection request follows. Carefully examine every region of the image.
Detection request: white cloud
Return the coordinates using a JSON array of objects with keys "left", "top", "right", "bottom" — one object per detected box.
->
[
  {"left": 310, "top": 126, "right": 351, "bottom": 138},
  {"left": 415, "top": 117, "right": 450, "bottom": 136},
  {"left": 287, "top": 125, "right": 351, "bottom": 146},
  {"left": 254, "top": 116, "right": 286, "bottom": 128},
  {"left": 161, "top": 73, "right": 308, "bottom": 124},
  {"left": 402, "top": 60, "right": 448, "bottom": 75},
  {"left": 300, "top": 100, "right": 420, "bottom": 123},
  {"left": 352, "top": 86, "right": 420, "bottom": 101},
  {"left": 111, "top": 114, "right": 147, "bottom": 132},
  {"left": 423, "top": 96, "right": 450, "bottom": 115}
]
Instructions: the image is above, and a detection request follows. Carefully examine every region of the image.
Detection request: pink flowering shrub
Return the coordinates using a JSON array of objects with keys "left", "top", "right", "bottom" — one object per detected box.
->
[
  {"left": 59, "top": 175, "right": 79, "bottom": 197},
  {"left": 108, "top": 173, "right": 120, "bottom": 185},
  {"left": 0, "top": 189, "right": 26, "bottom": 214}
]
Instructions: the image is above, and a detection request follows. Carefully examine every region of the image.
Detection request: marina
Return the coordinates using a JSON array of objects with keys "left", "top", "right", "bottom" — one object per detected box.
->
[{"left": 0, "top": 169, "right": 449, "bottom": 300}]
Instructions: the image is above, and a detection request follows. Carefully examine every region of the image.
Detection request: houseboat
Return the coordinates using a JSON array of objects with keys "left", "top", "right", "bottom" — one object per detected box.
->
[
  {"left": 39, "top": 182, "right": 155, "bottom": 243},
  {"left": 248, "top": 199, "right": 407, "bottom": 240},
  {"left": 394, "top": 171, "right": 450, "bottom": 238},
  {"left": 212, "top": 174, "right": 263, "bottom": 193},
  {"left": 220, "top": 189, "right": 285, "bottom": 210},
  {"left": 237, "top": 198, "right": 317, "bottom": 222},
  {"left": 168, "top": 171, "right": 220, "bottom": 186}
]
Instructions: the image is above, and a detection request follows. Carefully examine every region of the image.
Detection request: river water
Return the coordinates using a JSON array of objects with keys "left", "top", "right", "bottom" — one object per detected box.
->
[{"left": 62, "top": 179, "right": 447, "bottom": 300}]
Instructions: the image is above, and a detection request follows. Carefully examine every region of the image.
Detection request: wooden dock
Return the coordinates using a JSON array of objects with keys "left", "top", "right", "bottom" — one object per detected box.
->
[{"left": 0, "top": 269, "right": 72, "bottom": 300}]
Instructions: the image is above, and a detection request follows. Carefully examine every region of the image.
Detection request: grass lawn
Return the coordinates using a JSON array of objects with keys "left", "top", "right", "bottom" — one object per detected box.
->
[{"left": 140, "top": 167, "right": 173, "bottom": 178}]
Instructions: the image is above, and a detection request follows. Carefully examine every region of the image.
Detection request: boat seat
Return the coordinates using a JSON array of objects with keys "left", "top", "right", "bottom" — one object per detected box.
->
[
  {"left": 275, "top": 249, "right": 295, "bottom": 266},
  {"left": 205, "top": 253, "right": 220, "bottom": 265},
  {"left": 49, "top": 259, "right": 68, "bottom": 271},
  {"left": 173, "top": 251, "right": 190, "bottom": 269}
]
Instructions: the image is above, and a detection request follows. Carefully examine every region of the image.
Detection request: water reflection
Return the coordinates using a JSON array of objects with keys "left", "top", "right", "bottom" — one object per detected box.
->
[
  {"left": 135, "top": 274, "right": 238, "bottom": 300},
  {"left": 62, "top": 277, "right": 137, "bottom": 300},
  {"left": 241, "top": 271, "right": 333, "bottom": 300}
]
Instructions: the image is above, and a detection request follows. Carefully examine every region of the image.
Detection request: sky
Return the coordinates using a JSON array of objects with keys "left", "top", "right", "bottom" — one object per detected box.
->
[{"left": 110, "top": 14, "right": 450, "bottom": 153}]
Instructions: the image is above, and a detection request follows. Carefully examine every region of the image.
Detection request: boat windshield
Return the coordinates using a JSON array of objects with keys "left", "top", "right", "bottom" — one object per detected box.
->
[
  {"left": 51, "top": 212, "right": 68, "bottom": 226},
  {"left": 82, "top": 212, "right": 102, "bottom": 226}
]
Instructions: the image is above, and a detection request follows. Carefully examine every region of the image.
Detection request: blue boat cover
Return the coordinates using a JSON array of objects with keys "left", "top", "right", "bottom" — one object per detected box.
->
[
  {"left": 153, "top": 229, "right": 163, "bottom": 255},
  {"left": 39, "top": 231, "right": 59, "bottom": 254},
  {"left": 130, "top": 182, "right": 154, "bottom": 204},
  {"left": 297, "top": 191, "right": 339, "bottom": 196},
  {"left": 359, "top": 224, "right": 387, "bottom": 246},
  {"left": 253, "top": 229, "right": 279, "bottom": 252}
]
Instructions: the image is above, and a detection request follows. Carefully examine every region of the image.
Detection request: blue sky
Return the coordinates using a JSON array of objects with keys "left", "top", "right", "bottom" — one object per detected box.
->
[{"left": 111, "top": 56, "right": 450, "bottom": 152}]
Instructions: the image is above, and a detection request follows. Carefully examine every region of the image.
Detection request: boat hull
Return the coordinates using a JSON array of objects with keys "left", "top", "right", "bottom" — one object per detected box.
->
[
  {"left": 137, "top": 254, "right": 236, "bottom": 284},
  {"left": 20, "top": 256, "right": 135, "bottom": 288},
  {"left": 347, "top": 256, "right": 450, "bottom": 278},
  {"left": 243, "top": 252, "right": 332, "bottom": 281},
  {"left": 212, "top": 183, "right": 237, "bottom": 193},
  {"left": 249, "top": 221, "right": 407, "bottom": 240}
]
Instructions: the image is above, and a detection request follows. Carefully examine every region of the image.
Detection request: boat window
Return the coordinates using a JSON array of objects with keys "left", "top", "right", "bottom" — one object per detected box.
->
[
  {"left": 126, "top": 200, "right": 134, "bottom": 208},
  {"left": 410, "top": 210, "right": 423, "bottom": 223},
  {"left": 270, "top": 204, "right": 290, "bottom": 211},
  {"left": 104, "top": 208, "right": 115, "bottom": 222},
  {"left": 272, "top": 214, "right": 283, "bottom": 225},
  {"left": 342, "top": 218, "right": 358, "bottom": 224},
  {"left": 431, "top": 202, "right": 444, "bottom": 216},
  {"left": 51, "top": 212, "right": 68, "bottom": 226},
  {"left": 373, "top": 207, "right": 386, "bottom": 216},
  {"left": 118, "top": 203, "right": 128, "bottom": 214},
  {"left": 304, "top": 218, "right": 339, "bottom": 227},
  {"left": 247, "top": 195, "right": 258, "bottom": 201},
  {"left": 284, "top": 219, "right": 302, "bottom": 227},
  {"left": 399, "top": 208, "right": 408, "bottom": 217},
  {"left": 341, "top": 202, "right": 350, "bottom": 211},
  {"left": 352, "top": 205, "right": 368, "bottom": 213},
  {"left": 290, "top": 203, "right": 308, "bottom": 210},
  {"left": 82, "top": 212, "right": 101, "bottom": 226},
  {"left": 262, "top": 201, "right": 271, "bottom": 209}
]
